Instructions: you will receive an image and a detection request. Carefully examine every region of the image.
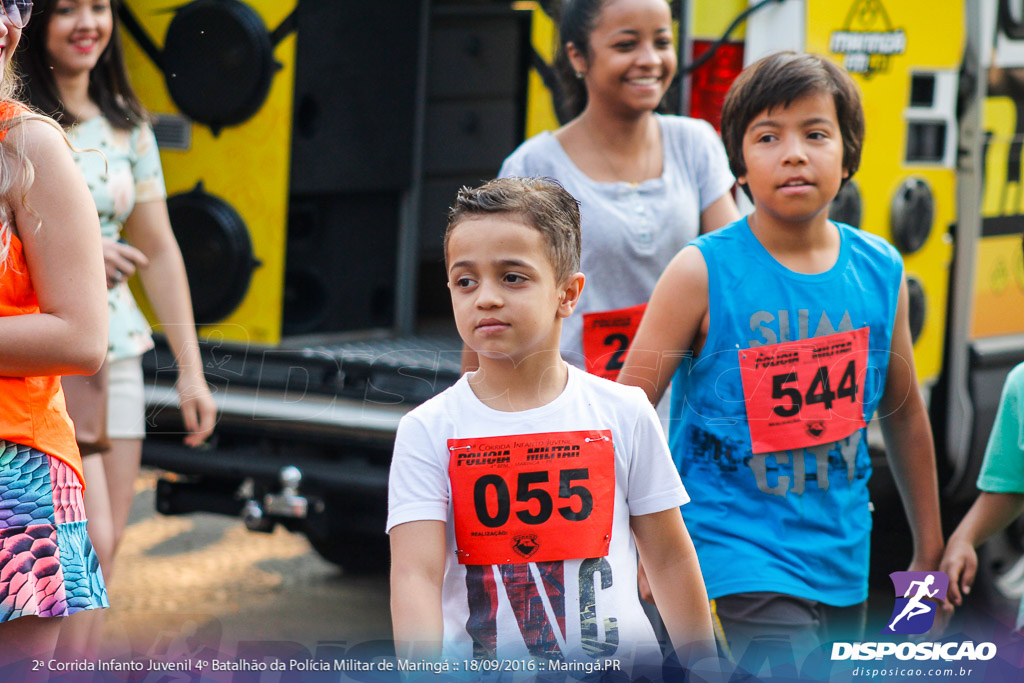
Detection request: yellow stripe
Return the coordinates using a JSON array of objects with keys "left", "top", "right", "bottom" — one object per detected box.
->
[{"left": 710, "top": 599, "right": 735, "bottom": 663}]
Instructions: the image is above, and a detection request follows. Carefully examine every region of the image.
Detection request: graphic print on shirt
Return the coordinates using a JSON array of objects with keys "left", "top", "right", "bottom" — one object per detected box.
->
[
  {"left": 464, "top": 559, "right": 618, "bottom": 661},
  {"left": 679, "top": 307, "right": 877, "bottom": 497},
  {"left": 748, "top": 308, "right": 855, "bottom": 347}
]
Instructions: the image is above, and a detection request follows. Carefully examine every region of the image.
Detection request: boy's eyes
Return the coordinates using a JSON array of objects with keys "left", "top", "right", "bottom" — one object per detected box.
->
[
  {"left": 451, "top": 273, "right": 527, "bottom": 288},
  {"left": 753, "top": 131, "right": 830, "bottom": 143}
]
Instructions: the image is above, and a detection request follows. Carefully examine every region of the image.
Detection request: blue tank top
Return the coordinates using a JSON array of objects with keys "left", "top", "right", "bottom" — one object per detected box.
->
[{"left": 669, "top": 217, "right": 903, "bottom": 605}]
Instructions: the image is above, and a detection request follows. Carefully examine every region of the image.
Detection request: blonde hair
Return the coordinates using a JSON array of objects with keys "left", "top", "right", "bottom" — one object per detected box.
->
[{"left": 0, "top": 60, "right": 71, "bottom": 269}]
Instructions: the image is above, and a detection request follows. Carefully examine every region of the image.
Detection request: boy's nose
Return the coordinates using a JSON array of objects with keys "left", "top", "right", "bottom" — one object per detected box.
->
[
  {"left": 781, "top": 137, "right": 808, "bottom": 165},
  {"left": 474, "top": 280, "right": 503, "bottom": 308}
]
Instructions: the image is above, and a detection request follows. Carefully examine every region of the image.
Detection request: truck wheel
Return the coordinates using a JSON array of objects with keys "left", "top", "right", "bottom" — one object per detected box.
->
[{"left": 305, "top": 527, "right": 390, "bottom": 574}]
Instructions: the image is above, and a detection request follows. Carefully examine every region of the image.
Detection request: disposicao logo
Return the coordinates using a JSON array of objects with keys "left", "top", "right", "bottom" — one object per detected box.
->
[
  {"left": 831, "top": 570, "right": 997, "bottom": 663},
  {"left": 882, "top": 571, "right": 948, "bottom": 635}
]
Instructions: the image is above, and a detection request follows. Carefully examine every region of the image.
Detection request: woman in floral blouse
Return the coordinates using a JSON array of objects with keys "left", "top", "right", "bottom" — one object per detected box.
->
[{"left": 18, "top": 0, "right": 216, "bottom": 654}]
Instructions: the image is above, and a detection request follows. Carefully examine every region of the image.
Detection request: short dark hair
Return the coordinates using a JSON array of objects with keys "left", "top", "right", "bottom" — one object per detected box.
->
[
  {"left": 445, "top": 177, "right": 582, "bottom": 283},
  {"left": 18, "top": 0, "right": 148, "bottom": 130},
  {"left": 721, "top": 52, "right": 864, "bottom": 199}
]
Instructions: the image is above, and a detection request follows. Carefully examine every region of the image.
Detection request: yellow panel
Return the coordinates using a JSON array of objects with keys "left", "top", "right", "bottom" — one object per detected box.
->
[
  {"left": 977, "top": 96, "right": 1024, "bottom": 339},
  {"left": 123, "top": 0, "right": 297, "bottom": 345},
  {"left": 691, "top": 0, "right": 748, "bottom": 40},
  {"left": 807, "top": 0, "right": 961, "bottom": 385},
  {"left": 525, "top": 3, "right": 560, "bottom": 138},
  {"left": 971, "top": 234, "right": 1024, "bottom": 338}
]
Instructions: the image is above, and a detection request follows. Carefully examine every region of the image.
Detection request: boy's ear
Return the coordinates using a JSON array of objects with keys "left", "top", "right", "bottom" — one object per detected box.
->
[
  {"left": 566, "top": 42, "right": 587, "bottom": 78},
  {"left": 557, "top": 272, "right": 585, "bottom": 319}
]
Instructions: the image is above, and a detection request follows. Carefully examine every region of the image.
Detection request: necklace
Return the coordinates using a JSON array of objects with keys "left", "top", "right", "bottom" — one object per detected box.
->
[{"left": 580, "top": 116, "right": 658, "bottom": 186}]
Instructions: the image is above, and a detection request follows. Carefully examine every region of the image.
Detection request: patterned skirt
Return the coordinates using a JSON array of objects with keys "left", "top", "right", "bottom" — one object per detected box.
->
[{"left": 0, "top": 441, "right": 108, "bottom": 621}]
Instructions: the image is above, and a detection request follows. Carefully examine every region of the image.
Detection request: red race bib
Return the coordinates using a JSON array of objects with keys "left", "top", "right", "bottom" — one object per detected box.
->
[
  {"left": 738, "top": 327, "right": 869, "bottom": 454},
  {"left": 448, "top": 430, "right": 615, "bottom": 565},
  {"left": 582, "top": 303, "right": 647, "bottom": 381}
]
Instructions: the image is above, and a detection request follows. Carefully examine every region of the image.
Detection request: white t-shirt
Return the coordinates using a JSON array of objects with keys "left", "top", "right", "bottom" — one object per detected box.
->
[
  {"left": 498, "top": 115, "right": 735, "bottom": 365},
  {"left": 387, "top": 365, "right": 689, "bottom": 674}
]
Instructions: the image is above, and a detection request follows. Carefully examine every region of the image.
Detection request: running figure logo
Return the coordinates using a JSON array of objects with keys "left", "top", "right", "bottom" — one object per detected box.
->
[{"left": 882, "top": 571, "right": 949, "bottom": 634}]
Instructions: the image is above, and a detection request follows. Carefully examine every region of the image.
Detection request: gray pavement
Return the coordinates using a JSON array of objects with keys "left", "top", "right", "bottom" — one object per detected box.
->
[{"left": 97, "top": 469, "right": 393, "bottom": 661}]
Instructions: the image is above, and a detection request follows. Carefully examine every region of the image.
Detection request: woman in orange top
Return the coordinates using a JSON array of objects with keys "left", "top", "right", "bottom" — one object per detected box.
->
[{"left": 0, "top": 0, "right": 108, "bottom": 665}]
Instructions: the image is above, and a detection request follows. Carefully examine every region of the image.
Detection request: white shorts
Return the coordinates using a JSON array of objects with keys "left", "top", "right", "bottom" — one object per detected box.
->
[{"left": 106, "top": 356, "right": 146, "bottom": 440}]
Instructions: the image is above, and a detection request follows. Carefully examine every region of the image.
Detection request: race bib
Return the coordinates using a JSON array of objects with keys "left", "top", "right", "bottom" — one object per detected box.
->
[
  {"left": 448, "top": 430, "right": 615, "bottom": 565},
  {"left": 582, "top": 303, "right": 647, "bottom": 381},
  {"left": 738, "top": 327, "right": 869, "bottom": 454}
]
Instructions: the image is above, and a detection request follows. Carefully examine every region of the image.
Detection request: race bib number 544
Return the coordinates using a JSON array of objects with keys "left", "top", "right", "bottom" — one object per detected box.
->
[
  {"left": 738, "top": 327, "right": 869, "bottom": 454},
  {"left": 448, "top": 430, "right": 615, "bottom": 565}
]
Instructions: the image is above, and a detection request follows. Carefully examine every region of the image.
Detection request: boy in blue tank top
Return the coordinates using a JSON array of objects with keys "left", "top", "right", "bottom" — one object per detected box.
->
[{"left": 619, "top": 52, "right": 944, "bottom": 667}]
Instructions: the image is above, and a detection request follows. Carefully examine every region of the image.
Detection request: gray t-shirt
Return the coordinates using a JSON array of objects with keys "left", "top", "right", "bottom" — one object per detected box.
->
[{"left": 499, "top": 114, "right": 735, "bottom": 364}]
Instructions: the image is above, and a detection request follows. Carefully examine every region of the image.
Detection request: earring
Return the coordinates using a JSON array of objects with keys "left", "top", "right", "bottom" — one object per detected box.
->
[{"left": 575, "top": 71, "right": 584, "bottom": 79}]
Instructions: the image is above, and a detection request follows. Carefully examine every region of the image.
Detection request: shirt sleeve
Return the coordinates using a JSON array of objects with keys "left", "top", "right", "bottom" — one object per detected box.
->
[
  {"left": 386, "top": 413, "right": 451, "bottom": 533},
  {"left": 690, "top": 118, "right": 735, "bottom": 213},
  {"left": 625, "top": 389, "right": 689, "bottom": 515},
  {"left": 132, "top": 123, "right": 167, "bottom": 204},
  {"left": 977, "top": 363, "right": 1024, "bottom": 494}
]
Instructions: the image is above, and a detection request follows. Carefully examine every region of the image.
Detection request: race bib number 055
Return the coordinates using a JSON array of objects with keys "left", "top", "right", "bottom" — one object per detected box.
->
[
  {"left": 738, "top": 327, "right": 869, "bottom": 454},
  {"left": 448, "top": 430, "right": 615, "bottom": 565}
]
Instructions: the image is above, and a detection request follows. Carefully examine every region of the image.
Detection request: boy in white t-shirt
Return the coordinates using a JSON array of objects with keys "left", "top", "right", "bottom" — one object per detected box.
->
[{"left": 387, "top": 177, "right": 714, "bottom": 674}]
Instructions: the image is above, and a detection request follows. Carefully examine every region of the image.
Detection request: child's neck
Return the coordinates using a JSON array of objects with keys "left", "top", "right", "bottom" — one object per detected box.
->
[
  {"left": 748, "top": 209, "right": 841, "bottom": 275},
  {"left": 468, "top": 348, "right": 568, "bottom": 412},
  {"left": 578, "top": 107, "right": 655, "bottom": 156}
]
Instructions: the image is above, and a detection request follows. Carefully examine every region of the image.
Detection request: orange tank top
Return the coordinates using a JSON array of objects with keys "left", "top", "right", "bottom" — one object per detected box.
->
[{"left": 0, "top": 103, "right": 83, "bottom": 485}]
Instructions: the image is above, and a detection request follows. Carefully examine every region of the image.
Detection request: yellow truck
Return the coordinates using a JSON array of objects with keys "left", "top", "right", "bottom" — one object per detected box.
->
[{"left": 122, "top": 1, "right": 1023, "bottom": 582}]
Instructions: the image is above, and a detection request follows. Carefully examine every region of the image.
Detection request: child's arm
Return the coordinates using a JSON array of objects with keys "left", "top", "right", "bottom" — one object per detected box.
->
[
  {"left": 700, "top": 193, "right": 740, "bottom": 234},
  {"left": 877, "top": 278, "right": 944, "bottom": 571},
  {"left": 619, "top": 246, "right": 709, "bottom": 404},
  {"left": 0, "top": 119, "right": 106, "bottom": 376},
  {"left": 941, "top": 492, "right": 1024, "bottom": 605},
  {"left": 390, "top": 520, "right": 447, "bottom": 661},
  {"left": 630, "top": 508, "right": 716, "bottom": 665}
]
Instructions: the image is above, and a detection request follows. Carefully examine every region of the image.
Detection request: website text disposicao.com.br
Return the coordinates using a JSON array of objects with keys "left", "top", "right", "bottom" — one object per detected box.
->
[
  {"left": 851, "top": 665, "right": 978, "bottom": 678},
  {"left": 834, "top": 640, "right": 996, "bottom": 679}
]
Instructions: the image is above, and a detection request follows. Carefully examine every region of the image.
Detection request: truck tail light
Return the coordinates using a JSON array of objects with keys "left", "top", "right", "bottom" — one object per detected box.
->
[{"left": 689, "top": 40, "right": 744, "bottom": 131}]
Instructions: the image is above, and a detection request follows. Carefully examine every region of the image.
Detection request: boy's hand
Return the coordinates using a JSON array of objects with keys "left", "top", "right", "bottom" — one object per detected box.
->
[{"left": 940, "top": 537, "right": 978, "bottom": 606}]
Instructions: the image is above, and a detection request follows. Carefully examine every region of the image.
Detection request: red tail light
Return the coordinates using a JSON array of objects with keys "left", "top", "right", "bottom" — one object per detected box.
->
[{"left": 689, "top": 40, "right": 744, "bottom": 131}]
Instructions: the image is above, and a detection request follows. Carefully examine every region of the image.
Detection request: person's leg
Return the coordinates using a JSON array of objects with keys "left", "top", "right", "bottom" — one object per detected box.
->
[
  {"left": 819, "top": 601, "right": 867, "bottom": 644},
  {"left": 713, "top": 592, "right": 822, "bottom": 676},
  {"left": 0, "top": 616, "right": 63, "bottom": 666},
  {"left": 101, "top": 356, "right": 147, "bottom": 579},
  {"left": 102, "top": 438, "right": 143, "bottom": 569}
]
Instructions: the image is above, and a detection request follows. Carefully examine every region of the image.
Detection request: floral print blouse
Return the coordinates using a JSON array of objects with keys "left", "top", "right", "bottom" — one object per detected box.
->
[{"left": 67, "top": 116, "right": 166, "bottom": 362}]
